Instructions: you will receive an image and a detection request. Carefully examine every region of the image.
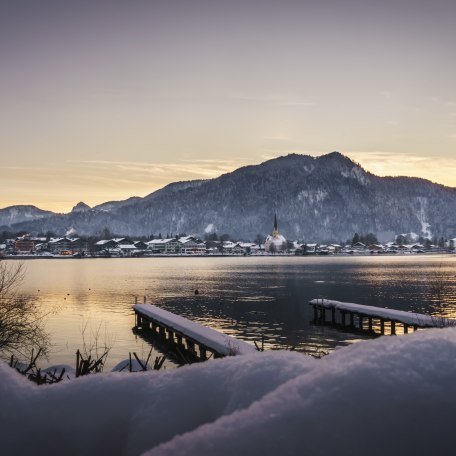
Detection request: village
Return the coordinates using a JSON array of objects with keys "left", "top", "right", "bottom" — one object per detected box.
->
[{"left": 1, "top": 216, "right": 455, "bottom": 258}]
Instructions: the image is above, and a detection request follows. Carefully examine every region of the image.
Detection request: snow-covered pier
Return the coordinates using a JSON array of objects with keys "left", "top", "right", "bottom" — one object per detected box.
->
[
  {"left": 310, "top": 299, "right": 453, "bottom": 335},
  {"left": 133, "top": 303, "right": 257, "bottom": 360}
]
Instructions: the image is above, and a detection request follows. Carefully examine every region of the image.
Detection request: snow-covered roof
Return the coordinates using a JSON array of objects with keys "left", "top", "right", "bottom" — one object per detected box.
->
[
  {"left": 147, "top": 238, "right": 176, "bottom": 245},
  {"left": 95, "top": 239, "right": 114, "bottom": 245},
  {"left": 179, "top": 236, "right": 201, "bottom": 244},
  {"left": 222, "top": 241, "right": 236, "bottom": 248},
  {"left": 236, "top": 242, "right": 256, "bottom": 248},
  {"left": 117, "top": 244, "right": 137, "bottom": 249},
  {"left": 48, "top": 238, "right": 64, "bottom": 243}
]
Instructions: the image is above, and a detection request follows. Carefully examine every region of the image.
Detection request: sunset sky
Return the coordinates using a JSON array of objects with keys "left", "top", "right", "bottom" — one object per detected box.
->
[{"left": 1, "top": 0, "right": 455, "bottom": 212}]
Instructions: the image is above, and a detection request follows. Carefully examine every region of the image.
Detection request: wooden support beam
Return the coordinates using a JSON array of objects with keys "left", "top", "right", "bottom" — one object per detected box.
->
[
  {"left": 413, "top": 325, "right": 418, "bottom": 332},
  {"left": 380, "top": 319, "right": 385, "bottom": 335},
  {"left": 200, "top": 346, "right": 207, "bottom": 360},
  {"left": 359, "top": 315, "right": 363, "bottom": 330},
  {"left": 368, "top": 317, "right": 373, "bottom": 332},
  {"left": 350, "top": 312, "right": 354, "bottom": 327},
  {"left": 404, "top": 324, "right": 408, "bottom": 334},
  {"left": 391, "top": 320, "right": 396, "bottom": 335},
  {"left": 313, "top": 305, "right": 318, "bottom": 322},
  {"left": 186, "top": 340, "right": 196, "bottom": 355},
  {"left": 340, "top": 311, "right": 345, "bottom": 326},
  {"left": 319, "top": 307, "right": 325, "bottom": 323},
  {"left": 331, "top": 307, "right": 336, "bottom": 325}
]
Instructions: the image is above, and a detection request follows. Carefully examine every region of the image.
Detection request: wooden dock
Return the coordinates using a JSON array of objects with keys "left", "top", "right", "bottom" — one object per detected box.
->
[
  {"left": 310, "top": 299, "right": 454, "bottom": 335},
  {"left": 133, "top": 302, "right": 257, "bottom": 361}
]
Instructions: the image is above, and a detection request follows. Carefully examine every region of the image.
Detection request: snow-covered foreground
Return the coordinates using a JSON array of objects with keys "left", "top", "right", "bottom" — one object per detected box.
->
[{"left": 2, "top": 329, "right": 456, "bottom": 456}]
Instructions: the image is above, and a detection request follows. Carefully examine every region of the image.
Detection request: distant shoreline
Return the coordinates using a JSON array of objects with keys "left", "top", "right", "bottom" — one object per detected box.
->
[{"left": 1, "top": 252, "right": 454, "bottom": 260}]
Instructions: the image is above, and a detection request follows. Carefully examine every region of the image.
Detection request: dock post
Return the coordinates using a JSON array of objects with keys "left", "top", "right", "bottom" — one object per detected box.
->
[
  {"left": 320, "top": 306, "right": 325, "bottom": 323},
  {"left": 350, "top": 312, "right": 354, "bottom": 328},
  {"left": 199, "top": 346, "right": 208, "bottom": 360},
  {"left": 313, "top": 305, "right": 318, "bottom": 322},
  {"left": 380, "top": 319, "right": 385, "bottom": 335},
  {"left": 134, "top": 296, "right": 138, "bottom": 304},
  {"left": 404, "top": 324, "right": 408, "bottom": 334},
  {"left": 187, "top": 340, "right": 196, "bottom": 357},
  {"left": 359, "top": 315, "right": 363, "bottom": 330},
  {"left": 413, "top": 325, "right": 418, "bottom": 332},
  {"left": 331, "top": 307, "right": 336, "bottom": 325},
  {"left": 143, "top": 296, "right": 146, "bottom": 304},
  {"left": 391, "top": 320, "right": 396, "bottom": 335},
  {"left": 340, "top": 311, "right": 345, "bottom": 326},
  {"left": 368, "top": 317, "right": 373, "bottom": 332}
]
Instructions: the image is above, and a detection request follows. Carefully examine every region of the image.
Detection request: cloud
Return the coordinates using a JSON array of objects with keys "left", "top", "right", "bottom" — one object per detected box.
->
[
  {"left": 0, "top": 158, "right": 253, "bottom": 211},
  {"left": 345, "top": 151, "right": 456, "bottom": 186},
  {"left": 230, "top": 94, "right": 315, "bottom": 107},
  {"left": 380, "top": 91, "right": 393, "bottom": 99}
]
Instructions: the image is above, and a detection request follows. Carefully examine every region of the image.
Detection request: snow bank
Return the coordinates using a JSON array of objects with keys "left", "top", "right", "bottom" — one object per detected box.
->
[
  {"left": 310, "top": 298, "right": 454, "bottom": 327},
  {"left": 134, "top": 304, "right": 257, "bottom": 355},
  {"left": 2, "top": 329, "right": 456, "bottom": 455}
]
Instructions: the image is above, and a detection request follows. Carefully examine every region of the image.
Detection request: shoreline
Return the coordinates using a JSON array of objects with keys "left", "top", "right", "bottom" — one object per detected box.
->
[{"left": 1, "top": 251, "right": 454, "bottom": 260}]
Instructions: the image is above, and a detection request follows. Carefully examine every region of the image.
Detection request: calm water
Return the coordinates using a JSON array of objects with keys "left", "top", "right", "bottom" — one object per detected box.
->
[{"left": 17, "top": 254, "right": 456, "bottom": 369}]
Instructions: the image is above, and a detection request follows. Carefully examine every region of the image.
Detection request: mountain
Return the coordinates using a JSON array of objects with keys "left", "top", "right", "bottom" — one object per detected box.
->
[
  {"left": 3, "top": 152, "right": 456, "bottom": 241},
  {"left": 71, "top": 202, "right": 91, "bottom": 213},
  {"left": 0, "top": 205, "right": 55, "bottom": 229},
  {"left": 93, "top": 196, "right": 142, "bottom": 212}
]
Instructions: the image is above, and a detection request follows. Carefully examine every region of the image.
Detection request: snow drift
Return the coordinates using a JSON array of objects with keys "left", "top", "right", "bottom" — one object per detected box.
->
[{"left": 1, "top": 328, "right": 456, "bottom": 455}]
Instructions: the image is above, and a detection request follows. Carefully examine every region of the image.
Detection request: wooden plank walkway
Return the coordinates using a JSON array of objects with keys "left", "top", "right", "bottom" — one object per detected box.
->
[
  {"left": 310, "top": 299, "right": 454, "bottom": 335},
  {"left": 133, "top": 303, "right": 257, "bottom": 360}
]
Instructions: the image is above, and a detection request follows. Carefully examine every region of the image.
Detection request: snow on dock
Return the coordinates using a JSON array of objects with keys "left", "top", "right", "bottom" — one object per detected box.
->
[
  {"left": 133, "top": 304, "right": 257, "bottom": 358},
  {"left": 310, "top": 298, "right": 454, "bottom": 334}
]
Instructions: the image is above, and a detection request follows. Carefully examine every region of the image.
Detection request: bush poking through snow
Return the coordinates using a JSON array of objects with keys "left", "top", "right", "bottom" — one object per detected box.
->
[{"left": 0, "top": 260, "right": 49, "bottom": 359}]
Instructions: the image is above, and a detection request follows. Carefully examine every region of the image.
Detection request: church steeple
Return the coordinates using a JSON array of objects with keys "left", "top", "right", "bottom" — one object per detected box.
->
[{"left": 272, "top": 213, "right": 279, "bottom": 237}]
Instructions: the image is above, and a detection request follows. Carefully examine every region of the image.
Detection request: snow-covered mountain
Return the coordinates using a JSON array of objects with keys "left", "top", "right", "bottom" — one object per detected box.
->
[
  {"left": 0, "top": 205, "right": 55, "bottom": 228},
  {"left": 71, "top": 202, "right": 91, "bottom": 213},
  {"left": 3, "top": 153, "right": 456, "bottom": 241}
]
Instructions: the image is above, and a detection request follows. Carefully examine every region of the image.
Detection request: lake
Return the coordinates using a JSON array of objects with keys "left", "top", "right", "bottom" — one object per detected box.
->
[{"left": 16, "top": 254, "right": 456, "bottom": 369}]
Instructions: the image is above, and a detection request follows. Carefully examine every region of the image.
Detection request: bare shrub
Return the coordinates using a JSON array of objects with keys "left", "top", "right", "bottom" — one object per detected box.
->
[{"left": 0, "top": 260, "right": 48, "bottom": 359}]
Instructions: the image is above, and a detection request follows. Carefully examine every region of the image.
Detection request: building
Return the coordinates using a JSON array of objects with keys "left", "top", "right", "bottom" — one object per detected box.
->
[
  {"left": 147, "top": 238, "right": 181, "bottom": 254},
  {"left": 48, "top": 237, "right": 84, "bottom": 255},
  {"left": 178, "top": 236, "right": 206, "bottom": 254},
  {"left": 14, "top": 235, "right": 36, "bottom": 253},
  {"left": 264, "top": 214, "right": 287, "bottom": 253}
]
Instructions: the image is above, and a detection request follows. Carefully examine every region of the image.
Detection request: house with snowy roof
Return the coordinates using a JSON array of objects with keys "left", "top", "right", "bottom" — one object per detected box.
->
[
  {"left": 178, "top": 236, "right": 206, "bottom": 254},
  {"left": 147, "top": 238, "right": 181, "bottom": 254},
  {"left": 95, "top": 239, "right": 119, "bottom": 250}
]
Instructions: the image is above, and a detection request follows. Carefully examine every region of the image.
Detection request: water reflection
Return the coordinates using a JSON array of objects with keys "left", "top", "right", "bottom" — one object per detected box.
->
[{"left": 17, "top": 254, "right": 456, "bottom": 368}]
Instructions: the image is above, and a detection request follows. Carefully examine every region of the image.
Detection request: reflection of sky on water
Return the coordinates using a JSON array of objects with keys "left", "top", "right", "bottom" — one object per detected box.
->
[{"left": 18, "top": 255, "right": 456, "bottom": 368}]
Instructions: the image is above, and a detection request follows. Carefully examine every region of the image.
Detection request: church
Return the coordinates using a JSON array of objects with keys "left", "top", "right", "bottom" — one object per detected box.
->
[{"left": 264, "top": 214, "right": 287, "bottom": 253}]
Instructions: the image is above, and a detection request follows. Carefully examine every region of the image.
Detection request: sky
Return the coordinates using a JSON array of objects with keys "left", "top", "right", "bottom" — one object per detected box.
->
[{"left": 1, "top": 0, "right": 455, "bottom": 212}]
